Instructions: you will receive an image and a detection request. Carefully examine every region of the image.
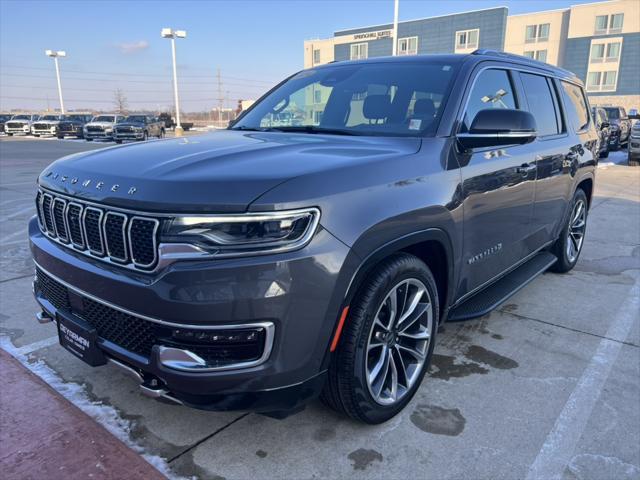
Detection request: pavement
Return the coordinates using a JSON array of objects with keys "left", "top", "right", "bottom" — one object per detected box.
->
[{"left": 0, "top": 135, "right": 639, "bottom": 480}]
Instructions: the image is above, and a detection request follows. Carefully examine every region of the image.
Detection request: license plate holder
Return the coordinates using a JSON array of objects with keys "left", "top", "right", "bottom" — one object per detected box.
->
[{"left": 57, "top": 312, "right": 107, "bottom": 367}]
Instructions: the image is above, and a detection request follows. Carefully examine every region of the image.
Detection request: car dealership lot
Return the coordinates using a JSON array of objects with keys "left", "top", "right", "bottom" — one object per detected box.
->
[{"left": 1, "top": 137, "right": 638, "bottom": 479}]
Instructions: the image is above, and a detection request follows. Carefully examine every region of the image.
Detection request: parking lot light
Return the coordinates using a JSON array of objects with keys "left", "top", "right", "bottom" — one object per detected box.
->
[
  {"left": 161, "top": 28, "right": 187, "bottom": 137},
  {"left": 45, "top": 50, "right": 66, "bottom": 114}
]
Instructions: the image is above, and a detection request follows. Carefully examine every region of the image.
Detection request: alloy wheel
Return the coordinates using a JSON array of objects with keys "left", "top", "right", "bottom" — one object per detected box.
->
[
  {"left": 365, "top": 278, "right": 433, "bottom": 406},
  {"left": 567, "top": 198, "right": 586, "bottom": 263}
]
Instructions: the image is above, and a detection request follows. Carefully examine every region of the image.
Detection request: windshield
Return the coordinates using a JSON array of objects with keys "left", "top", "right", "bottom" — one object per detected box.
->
[
  {"left": 12, "top": 115, "right": 31, "bottom": 120},
  {"left": 0, "top": 115, "right": 11, "bottom": 121},
  {"left": 93, "top": 115, "right": 115, "bottom": 122},
  {"left": 604, "top": 108, "right": 620, "bottom": 120},
  {"left": 231, "top": 61, "right": 460, "bottom": 137},
  {"left": 41, "top": 115, "right": 61, "bottom": 121},
  {"left": 124, "top": 115, "right": 146, "bottom": 123}
]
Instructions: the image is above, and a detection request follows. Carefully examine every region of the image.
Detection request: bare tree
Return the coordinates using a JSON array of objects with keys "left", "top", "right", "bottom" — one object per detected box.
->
[{"left": 113, "top": 89, "right": 128, "bottom": 114}]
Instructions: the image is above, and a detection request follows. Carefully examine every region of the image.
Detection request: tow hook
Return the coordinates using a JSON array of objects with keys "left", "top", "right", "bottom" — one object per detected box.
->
[{"left": 36, "top": 310, "right": 53, "bottom": 324}]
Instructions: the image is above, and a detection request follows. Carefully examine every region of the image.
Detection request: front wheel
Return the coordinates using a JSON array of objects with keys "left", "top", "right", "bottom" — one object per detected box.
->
[
  {"left": 550, "top": 188, "right": 588, "bottom": 273},
  {"left": 115, "top": 140, "right": 122, "bottom": 144},
  {"left": 158, "top": 129, "right": 165, "bottom": 138},
  {"left": 321, "top": 253, "right": 439, "bottom": 424},
  {"left": 141, "top": 131, "right": 148, "bottom": 142}
]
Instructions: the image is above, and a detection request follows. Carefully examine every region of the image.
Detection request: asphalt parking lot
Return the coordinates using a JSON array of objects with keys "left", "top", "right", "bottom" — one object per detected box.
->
[{"left": 1, "top": 136, "right": 639, "bottom": 480}]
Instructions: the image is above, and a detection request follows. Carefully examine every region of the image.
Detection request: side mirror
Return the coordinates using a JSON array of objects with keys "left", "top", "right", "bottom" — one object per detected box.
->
[
  {"left": 458, "top": 109, "right": 537, "bottom": 149},
  {"left": 601, "top": 121, "right": 610, "bottom": 129}
]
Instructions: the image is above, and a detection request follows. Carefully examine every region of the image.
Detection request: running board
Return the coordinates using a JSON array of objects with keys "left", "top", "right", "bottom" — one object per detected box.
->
[{"left": 448, "top": 251, "right": 557, "bottom": 321}]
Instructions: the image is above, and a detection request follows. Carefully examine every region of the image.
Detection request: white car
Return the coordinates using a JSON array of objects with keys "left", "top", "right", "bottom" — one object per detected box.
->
[
  {"left": 83, "top": 114, "right": 123, "bottom": 141},
  {"left": 5, "top": 114, "right": 39, "bottom": 136},
  {"left": 31, "top": 114, "right": 65, "bottom": 137}
]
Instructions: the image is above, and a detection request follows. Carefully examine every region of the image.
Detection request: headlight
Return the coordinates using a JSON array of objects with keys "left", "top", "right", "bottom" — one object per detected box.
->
[{"left": 161, "top": 208, "right": 320, "bottom": 256}]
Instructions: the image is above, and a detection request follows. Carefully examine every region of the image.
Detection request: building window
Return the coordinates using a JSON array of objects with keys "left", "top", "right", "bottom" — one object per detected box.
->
[
  {"left": 313, "top": 49, "right": 321, "bottom": 65},
  {"left": 314, "top": 89, "right": 322, "bottom": 104},
  {"left": 595, "top": 13, "right": 624, "bottom": 34},
  {"left": 313, "top": 111, "right": 323, "bottom": 124},
  {"left": 350, "top": 43, "right": 368, "bottom": 60},
  {"left": 525, "top": 23, "right": 550, "bottom": 43},
  {"left": 455, "top": 29, "right": 479, "bottom": 50},
  {"left": 587, "top": 71, "right": 618, "bottom": 92},
  {"left": 590, "top": 41, "right": 622, "bottom": 63},
  {"left": 398, "top": 36, "right": 418, "bottom": 56},
  {"left": 524, "top": 50, "right": 547, "bottom": 62}
]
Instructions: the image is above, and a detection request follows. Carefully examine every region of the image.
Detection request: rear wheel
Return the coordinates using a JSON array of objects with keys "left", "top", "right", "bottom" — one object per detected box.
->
[
  {"left": 600, "top": 148, "right": 609, "bottom": 158},
  {"left": 141, "top": 131, "right": 148, "bottom": 142},
  {"left": 115, "top": 140, "right": 122, "bottom": 144},
  {"left": 86, "top": 138, "right": 93, "bottom": 142},
  {"left": 321, "top": 253, "right": 438, "bottom": 424},
  {"left": 550, "top": 188, "right": 588, "bottom": 273}
]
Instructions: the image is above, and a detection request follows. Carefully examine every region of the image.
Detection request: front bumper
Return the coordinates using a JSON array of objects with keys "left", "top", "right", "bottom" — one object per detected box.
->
[
  {"left": 29, "top": 216, "right": 354, "bottom": 411},
  {"left": 84, "top": 130, "right": 112, "bottom": 139},
  {"left": 113, "top": 130, "right": 144, "bottom": 140},
  {"left": 629, "top": 137, "right": 640, "bottom": 155},
  {"left": 5, "top": 125, "right": 31, "bottom": 134}
]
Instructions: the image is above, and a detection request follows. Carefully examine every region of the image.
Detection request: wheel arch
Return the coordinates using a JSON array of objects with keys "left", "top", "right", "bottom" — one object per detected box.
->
[{"left": 576, "top": 176, "right": 594, "bottom": 208}]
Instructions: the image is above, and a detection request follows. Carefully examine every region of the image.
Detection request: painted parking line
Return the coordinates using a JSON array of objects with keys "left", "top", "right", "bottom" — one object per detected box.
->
[
  {"left": 16, "top": 335, "right": 58, "bottom": 355},
  {"left": 0, "top": 180, "right": 37, "bottom": 187},
  {"left": 525, "top": 276, "right": 640, "bottom": 480},
  {"left": 0, "top": 228, "right": 27, "bottom": 244},
  {"left": 1, "top": 205, "right": 34, "bottom": 221}
]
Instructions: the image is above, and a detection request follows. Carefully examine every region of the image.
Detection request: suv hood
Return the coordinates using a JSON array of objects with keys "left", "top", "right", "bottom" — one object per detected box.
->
[
  {"left": 85, "top": 121, "right": 115, "bottom": 127},
  {"left": 38, "top": 130, "right": 421, "bottom": 213},
  {"left": 115, "top": 122, "right": 145, "bottom": 128}
]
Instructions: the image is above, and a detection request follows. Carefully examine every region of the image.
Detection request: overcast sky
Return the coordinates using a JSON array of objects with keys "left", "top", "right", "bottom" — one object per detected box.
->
[{"left": 0, "top": 0, "right": 602, "bottom": 112}]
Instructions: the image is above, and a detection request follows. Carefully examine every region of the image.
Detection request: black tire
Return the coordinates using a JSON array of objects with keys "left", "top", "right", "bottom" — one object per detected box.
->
[
  {"left": 115, "top": 140, "right": 123, "bottom": 144},
  {"left": 629, "top": 157, "right": 640, "bottom": 167},
  {"left": 86, "top": 138, "right": 93, "bottom": 142},
  {"left": 159, "top": 129, "right": 165, "bottom": 139},
  {"left": 57, "top": 135, "right": 64, "bottom": 139},
  {"left": 7, "top": 133, "right": 12, "bottom": 136},
  {"left": 600, "top": 148, "right": 609, "bottom": 158},
  {"left": 141, "top": 131, "right": 148, "bottom": 142},
  {"left": 33, "top": 134, "right": 40, "bottom": 138},
  {"left": 550, "top": 188, "right": 588, "bottom": 273},
  {"left": 321, "top": 253, "right": 439, "bottom": 424}
]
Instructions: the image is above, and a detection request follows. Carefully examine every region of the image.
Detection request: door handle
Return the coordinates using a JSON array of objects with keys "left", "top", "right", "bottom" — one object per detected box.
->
[{"left": 516, "top": 163, "right": 536, "bottom": 175}]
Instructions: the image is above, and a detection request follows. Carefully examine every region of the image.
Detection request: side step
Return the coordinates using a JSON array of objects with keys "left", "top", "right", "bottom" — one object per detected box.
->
[{"left": 448, "top": 251, "right": 557, "bottom": 321}]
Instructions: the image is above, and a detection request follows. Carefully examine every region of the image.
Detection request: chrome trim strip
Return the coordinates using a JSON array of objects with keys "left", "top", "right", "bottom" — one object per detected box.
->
[
  {"left": 35, "top": 191, "right": 45, "bottom": 230},
  {"left": 107, "top": 357, "right": 143, "bottom": 383},
  {"left": 104, "top": 211, "right": 129, "bottom": 263},
  {"left": 83, "top": 206, "right": 105, "bottom": 256},
  {"left": 42, "top": 193, "right": 55, "bottom": 235},
  {"left": 127, "top": 216, "right": 160, "bottom": 268}
]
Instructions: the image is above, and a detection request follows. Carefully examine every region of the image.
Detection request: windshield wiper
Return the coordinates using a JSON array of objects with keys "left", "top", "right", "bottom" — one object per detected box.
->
[
  {"left": 229, "top": 125, "right": 265, "bottom": 132},
  {"left": 262, "top": 126, "right": 362, "bottom": 136}
]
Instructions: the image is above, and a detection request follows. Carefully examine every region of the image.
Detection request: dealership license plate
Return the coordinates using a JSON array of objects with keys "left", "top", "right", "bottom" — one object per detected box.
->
[{"left": 57, "top": 312, "right": 107, "bottom": 367}]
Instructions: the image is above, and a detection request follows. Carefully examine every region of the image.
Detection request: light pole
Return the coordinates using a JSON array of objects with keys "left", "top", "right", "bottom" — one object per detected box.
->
[
  {"left": 391, "top": 0, "right": 399, "bottom": 56},
  {"left": 45, "top": 50, "right": 66, "bottom": 114},
  {"left": 161, "top": 28, "right": 186, "bottom": 136}
]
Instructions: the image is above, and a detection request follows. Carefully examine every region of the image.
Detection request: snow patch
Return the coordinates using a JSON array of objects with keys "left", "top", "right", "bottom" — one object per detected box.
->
[{"left": 0, "top": 336, "right": 192, "bottom": 480}]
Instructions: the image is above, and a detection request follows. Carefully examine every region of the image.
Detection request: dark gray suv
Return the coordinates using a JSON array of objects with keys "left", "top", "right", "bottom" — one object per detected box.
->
[{"left": 30, "top": 51, "right": 597, "bottom": 424}]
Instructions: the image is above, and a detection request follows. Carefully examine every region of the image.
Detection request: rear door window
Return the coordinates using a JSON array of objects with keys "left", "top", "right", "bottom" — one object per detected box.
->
[
  {"left": 560, "top": 81, "right": 590, "bottom": 132},
  {"left": 520, "top": 72, "right": 562, "bottom": 136},
  {"left": 462, "top": 69, "right": 517, "bottom": 132}
]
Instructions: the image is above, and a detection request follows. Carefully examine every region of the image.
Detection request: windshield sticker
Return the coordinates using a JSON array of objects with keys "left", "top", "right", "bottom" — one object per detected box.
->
[{"left": 409, "top": 119, "right": 422, "bottom": 130}]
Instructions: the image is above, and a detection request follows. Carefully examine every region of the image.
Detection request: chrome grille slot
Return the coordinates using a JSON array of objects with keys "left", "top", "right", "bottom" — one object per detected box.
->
[
  {"left": 34, "top": 189, "right": 160, "bottom": 272},
  {"left": 83, "top": 207, "right": 104, "bottom": 255},
  {"left": 66, "top": 203, "right": 85, "bottom": 248},
  {"left": 42, "top": 193, "right": 55, "bottom": 234},
  {"left": 104, "top": 212, "right": 128, "bottom": 262},
  {"left": 52, "top": 198, "right": 68, "bottom": 242},
  {"left": 129, "top": 217, "right": 159, "bottom": 268}
]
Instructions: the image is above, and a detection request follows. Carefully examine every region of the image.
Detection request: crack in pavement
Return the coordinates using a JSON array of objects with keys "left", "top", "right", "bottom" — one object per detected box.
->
[
  {"left": 498, "top": 308, "right": 640, "bottom": 348},
  {"left": 166, "top": 413, "right": 250, "bottom": 464},
  {"left": 0, "top": 273, "right": 34, "bottom": 284}
]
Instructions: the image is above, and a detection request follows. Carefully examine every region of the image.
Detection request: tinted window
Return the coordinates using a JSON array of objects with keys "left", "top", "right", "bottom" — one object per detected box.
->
[
  {"left": 232, "top": 61, "right": 460, "bottom": 137},
  {"left": 561, "top": 81, "right": 590, "bottom": 131},
  {"left": 463, "top": 69, "right": 517, "bottom": 132},
  {"left": 603, "top": 107, "right": 619, "bottom": 120},
  {"left": 520, "top": 73, "right": 561, "bottom": 136}
]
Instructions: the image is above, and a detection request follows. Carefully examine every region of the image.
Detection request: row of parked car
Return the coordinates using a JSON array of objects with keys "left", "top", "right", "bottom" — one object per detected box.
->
[
  {"left": 0, "top": 112, "right": 192, "bottom": 143},
  {"left": 590, "top": 105, "right": 639, "bottom": 165}
]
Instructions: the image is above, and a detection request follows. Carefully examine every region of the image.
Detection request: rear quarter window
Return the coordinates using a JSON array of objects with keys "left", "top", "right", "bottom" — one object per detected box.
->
[{"left": 561, "top": 81, "right": 590, "bottom": 132}]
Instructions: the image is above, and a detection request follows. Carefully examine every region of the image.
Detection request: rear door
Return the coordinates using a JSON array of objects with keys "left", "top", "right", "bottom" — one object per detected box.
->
[
  {"left": 456, "top": 67, "right": 537, "bottom": 297},
  {"left": 515, "top": 71, "right": 575, "bottom": 247}
]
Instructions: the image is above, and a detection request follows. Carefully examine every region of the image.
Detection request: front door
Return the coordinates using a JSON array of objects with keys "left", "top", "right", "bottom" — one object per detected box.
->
[{"left": 455, "top": 67, "right": 537, "bottom": 298}]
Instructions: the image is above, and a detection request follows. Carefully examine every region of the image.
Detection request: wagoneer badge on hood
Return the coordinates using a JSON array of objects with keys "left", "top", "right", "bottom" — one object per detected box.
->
[{"left": 44, "top": 171, "right": 137, "bottom": 195}]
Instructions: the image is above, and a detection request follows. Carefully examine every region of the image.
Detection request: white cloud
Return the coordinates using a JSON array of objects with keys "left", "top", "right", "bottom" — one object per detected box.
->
[{"left": 116, "top": 40, "right": 149, "bottom": 54}]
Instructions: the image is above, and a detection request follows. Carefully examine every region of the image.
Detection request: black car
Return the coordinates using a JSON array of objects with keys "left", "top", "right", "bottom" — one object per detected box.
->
[
  {"left": 30, "top": 51, "right": 597, "bottom": 424},
  {"left": 591, "top": 106, "right": 611, "bottom": 158},
  {"left": 57, "top": 114, "right": 93, "bottom": 139},
  {"left": 0, "top": 114, "right": 12, "bottom": 133},
  {"left": 603, "top": 106, "right": 631, "bottom": 150},
  {"left": 112, "top": 114, "right": 165, "bottom": 143}
]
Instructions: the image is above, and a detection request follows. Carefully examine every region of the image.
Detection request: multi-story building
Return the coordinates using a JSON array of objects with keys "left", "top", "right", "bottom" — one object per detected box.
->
[{"left": 303, "top": 0, "right": 639, "bottom": 110}]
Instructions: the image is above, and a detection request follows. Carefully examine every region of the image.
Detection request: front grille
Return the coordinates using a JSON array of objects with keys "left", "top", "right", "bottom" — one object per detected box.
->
[
  {"left": 35, "top": 268, "right": 268, "bottom": 365},
  {"left": 116, "top": 126, "right": 134, "bottom": 133},
  {"left": 33, "top": 123, "right": 50, "bottom": 130},
  {"left": 36, "top": 189, "right": 160, "bottom": 271},
  {"left": 87, "top": 126, "right": 104, "bottom": 132},
  {"left": 6, "top": 122, "right": 24, "bottom": 128}
]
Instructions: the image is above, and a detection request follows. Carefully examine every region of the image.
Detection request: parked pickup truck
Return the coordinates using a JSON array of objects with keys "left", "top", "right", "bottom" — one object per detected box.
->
[
  {"left": 32, "top": 114, "right": 65, "bottom": 137},
  {"left": 112, "top": 114, "right": 165, "bottom": 143},
  {"left": 158, "top": 112, "right": 193, "bottom": 131},
  {"left": 57, "top": 114, "right": 93, "bottom": 139},
  {"left": 0, "top": 113, "right": 12, "bottom": 134},
  {"left": 5, "top": 114, "right": 39, "bottom": 135},
  {"left": 83, "top": 114, "right": 123, "bottom": 141}
]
